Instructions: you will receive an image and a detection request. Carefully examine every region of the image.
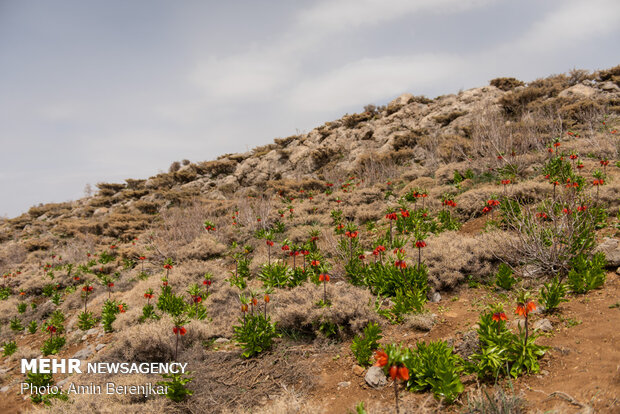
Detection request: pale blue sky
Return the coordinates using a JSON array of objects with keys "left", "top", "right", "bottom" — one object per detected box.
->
[{"left": 1, "top": 0, "right": 619, "bottom": 217}]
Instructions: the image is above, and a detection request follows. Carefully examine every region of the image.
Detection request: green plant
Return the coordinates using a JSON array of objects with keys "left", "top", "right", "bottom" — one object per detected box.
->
[
  {"left": 101, "top": 299, "right": 127, "bottom": 332},
  {"left": 28, "top": 320, "right": 38, "bottom": 334},
  {"left": 0, "top": 286, "right": 10, "bottom": 300},
  {"left": 24, "top": 372, "right": 68, "bottom": 405},
  {"left": 10, "top": 316, "right": 24, "bottom": 332},
  {"left": 539, "top": 276, "right": 568, "bottom": 313},
  {"left": 232, "top": 313, "right": 278, "bottom": 358},
  {"left": 494, "top": 264, "right": 517, "bottom": 290},
  {"left": 258, "top": 262, "right": 292, "bottom": 288},
  {"left": 77, "top": 311, "right": 98, "bottom": 330},
  {"left": 567, "top": 252, "right": 606, "bottom": 293},
  {"left": 51, "top": 292, "right": 63, "bottom": 306},
  {"left": 464, "top": 383, "right": 525, "bottom": 414},
  {"left": 41, "top": 335, "right": 66, "bottom": 356},
  {"left": 157, "top": 372, "right": 194, "bottom": 402},
  {"left": 351, "top": 321, "right": 383, "bottom": 366},
  {"left": 2, "top": 340, "right": 17, "bottom": 357},
  {"left": 157, "top": 285, "right": 187, "bottom": 316},
  {"left": 139, "top": 304, "right": 160, "bottom": 322},
  {"left": 405, "top": 340, "right": 464, "bottom": 403},
  {"left": 17, "top": 302, "right": 27, "bottom": 313}
]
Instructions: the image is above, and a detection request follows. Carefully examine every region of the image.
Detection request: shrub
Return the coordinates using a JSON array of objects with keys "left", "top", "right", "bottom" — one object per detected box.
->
[
  {"left": 495, "top": 264, "right": 517, "bottom": 290},
  {"left": 28, "top": 320, "right": 38, "bottom": 334},
  {"left": 2, "top": 340, "right": 17, "bottom": 357},
  {"left": 490, "top": 77, "right": 525, "bottom": 91},
  {"left": 102, "top": 299, "right": 127, "bottom": 332},
  {"left": 405, "top": 340, "right": 464, "bottom": 403},
  {"left": 258, "top": 262, "right": 292, "bottom": 288},
  {"left": 24, "top": 372, "right": 68, "bottom": 405},
  {"left": 232, "top": 313, "right": 278, "bottom": 358},
  {"left": 41, "top": 336, "right": 66, "bottom": 356},
  {"left": 77, "top": 311, "right": 98, "bottom": 330},
  {"left": 10, "top": 316, "right": 24, "bottom": 332},
  {"left": 539, "top": 276, "right": 568, "bottom": 313},
  {"left": 158, "top": 372, "right": 194, "bottom": 402},
  {"left": 567, "top": 252, "right": 606, "bottom": 293},
  {"left": 351, "top": 321, "right": 382, "bottom": 366}
]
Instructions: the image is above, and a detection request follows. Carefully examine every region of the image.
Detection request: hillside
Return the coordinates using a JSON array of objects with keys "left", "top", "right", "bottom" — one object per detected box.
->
[{"left": 0, "top": 66, "right": 619, "bottom": 413}]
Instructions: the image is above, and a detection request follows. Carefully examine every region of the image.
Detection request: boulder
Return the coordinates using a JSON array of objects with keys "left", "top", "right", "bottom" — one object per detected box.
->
[
  {"left": 594, "top": 237, "right": 620, "bottom": 268},
  {"left": 365, "top": 366, "right": 387, "bottom": 389}
]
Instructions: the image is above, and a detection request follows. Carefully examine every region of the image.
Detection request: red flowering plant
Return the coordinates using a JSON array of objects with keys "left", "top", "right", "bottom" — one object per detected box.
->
[
  {"left": 81, "top": 283, "right": 94, "bottom": 313},
  {"left": 385, "top": 207, "right": 399, "bottom": 246},
  {"left": 203, "top": 220, "right": 216, "bottom": 232},
  {"left": 318, "top": 273, "right": 331, "bottom": 307},
  {"left": 172, "top": 315, "right": 189, "bottom": 361},
  {"left": 185, "top": 284, "right": 208, "bottom": 320},
  {"left": 163, "top": 258, "right": 174, "bottom": 280},
  {"left": 592, "top": 169, "right": 606, "bottom": 203},
  {"left": 202, "top": 272, "right": 213, "bottom": 295},
  {"left": 374, "top": 344, "right": 410, "bottom": 414},
  {"left": 515, "top": 291, "right": 536, "bottom": 345}
]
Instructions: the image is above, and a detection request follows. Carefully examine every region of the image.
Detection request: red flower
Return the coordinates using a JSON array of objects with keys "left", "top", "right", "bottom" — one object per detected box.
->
[
  {"left": 110, "top": 245, "right": 117, "bottom": 249},
  {"left": 108, "top": 282, "right": 114, "bottom": 287},
  {"left": 492, "top": 312, "right": 508, "bottom": 322},
  {"left": 164, "top": 264, "right": 173, "bottom": 270},
  {"left": 389, "top": 365, "right": 398, "bottom": 380},
  {"left": 264, "top": 294, "right": 270, "bottom": 303},
  {"left": 173, "top": 326, "right": 187, "bottom": 336},
  {"left": 516, "top": 300, "right": 536, "bottom": 316},
  {"left": 501, "top": 179, "right": 511, "bottom": 185},
  {"left": 266, "top": 240, "right": 274, "bottom": 246},
  {"left": 319, "top": 274, "right": 330, "bottom": 282},
  {"left": 144, "top": 293, "right": 153, "bottom": 299},
  {"left": 118, "top": 304, "right": 125, "bottom": 313},
  {"left": 400, "top": 209, "right": 410, "bottom": 218},
  {"left": 47, "top": 325, "right": 57, "bottom": 334},
  {"left": 203, "top": 279, "right": 212, "bottom": 286},
  {"left": 397, "top": 366, "right": 409, "bottom": 381},
  {"left": 311, "top": 260, "right": 320, "bottom": 266},
  {"left": 359, "top": 254, "right": 365, "bottom": 260},
  {"left": 374, "top": 350, "right": 388, "bottom": 367},
  {"left": 193, "top": 296, "right": 202, "bottom": 303},
  {"left": 139, "top": 256, "right": 146, "bottom": 261},
  {"left": 415, "top": 240, "right": 426, "bottom": 249},
  {"left": 577, "top": 205, "right": 587, "bottom": 212},
  {"left": 385, "top": 212, "right": 398, "bottom": 220},
  {"left": 282, "top": 245, "right": 290, "bottom": 251},
  {"left": 162, "top": 281, "right": 168, "bottom": 286}
]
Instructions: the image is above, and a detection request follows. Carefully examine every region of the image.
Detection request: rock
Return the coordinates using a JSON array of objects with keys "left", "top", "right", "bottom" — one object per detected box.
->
[
  {"left": 599, "top": 81, "right": 620, "bottom": 92},
  {"left": 352, "top": 365, "right": 365, "bottom": 376},
  {"left": 86, "top": 328, "right": 99, "bottom": 336},
  {"left": 429, "top": 292, "right": 441, "bottom": 303},
  {"left": 97, "top": 332, "right": 104, "bottom": 338},
  {"left": 337, "top": 381, "right": 351, "bottom": 388},
  {"left": 95, "top": 344, "right": 106, "bottom": 351},
  {"left": 92, "top": 208, "right": 108, "bottom": 217},
  {"left": 72, "top": 346, "right": 94, "bottom": 360},
  {"left": 81, "top": 335, "right": 88, "bottom": 341},
  {"left": 214, "top": 338, "right": 230, "bottom": 344},
  {"left": 455, "top": 330, "right": 480, "bottom": 359},
  {"left": 533, "top": 318, "right": 553, "bottom": 332},
  {"left": 558, "top": 84, "right": 596, "bottom": 99},
  {"left": 511, "top": 319, "right": 526, "bottom": 330},
  {"left": 365, "top": 366, "right": 387, "bottom": 389},
  {"left": 594, "top": 237, "right": 620, "bottom": 268},
  {"left": 616, "top": 267, "right": 620, "bottom": 275},
  {"left": 0, "top": 386, "right": 9, "bottom": 393}
]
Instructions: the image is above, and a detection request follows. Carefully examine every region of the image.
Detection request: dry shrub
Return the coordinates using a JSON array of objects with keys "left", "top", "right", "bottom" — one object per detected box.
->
[
  {"left": 434, "top": 110, "right": 468, "bottom": 127},
  {"left": 267, "top": 178, "right": 326, "bottom": 196},
  {"left": 96, "top": 182, "right": 126, "bottom": 196},
  {"left": 21, "top": 237, "right": 52, "bottom": 252},
  {"left": 342, "top": 112, "right": 372, "bottom": 128},
  {"left": 354, "top": 152, "right": 404, "bottom": 185},
  {"left": 28, "top": 202, "right": 73, "bottom": 219},
  {"left": 235, "top": 195, "right": 274, "bottom": 232},
  {"left": 173, "top": 164, "right": 198, "bottom": 183},
  {"left": 348, "top": 201, "right": 386, "bottom": 223},
  {"left": 403, "top": 313, "right": 436, "bottom": 332},
  {"left": 311, "top": 146, "right": 339, "bottom": 169},
  {"left": 435, "top": 134, "right": 473, "bottom": 162},
  {"left": 102, "top": 212, "right": 152, "bottom": 239},
  {"left": 178, "top": 233, "right": 227, "bottom": 261},
  {"left": 168, "top": 160, "right": 181, "bottom": 173},
  {"left": 559, "top": 98, "right": 605, "bottom": 131},
  {"left": 107, "top": 315, "right": 211, "bottom": 363},
  {"left": 490, "top": 77, "right": 524, "bottom": 91},
  {"left": 133, "top": 199, "right": 161, "bottom": 214},
  {"left": 392, "top": 129, "right": 428, "bottom": 151},
  {"left": 145, "top": 172, "right": 176, "bottom": 189},
  {"left": 424, "top": 231, "right": 501, "bottom": 289},
  {"left": 125, "top": 178, "right": 146, "bottom": 189},
  {"left": 0, "top": 240, "right": 27, "bottom": 269},
  {"left": 271, "top": 282, "right": 379, "bottom": 337}
]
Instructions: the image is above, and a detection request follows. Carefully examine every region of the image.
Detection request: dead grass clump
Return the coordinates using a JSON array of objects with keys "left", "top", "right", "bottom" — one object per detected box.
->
[
  {"left": 21, "top": 237, "right": 52, "bottom": 252},
  {"left": 435, "top": 134, "right": 473, "bottom": 162},
  {"left": 155, "top": 187, "right": 201, "bottom": 207},
  {"left": 96, "top": 182, "right": 126, "bottom": 197},
  {"left": 354, "top": 152, "right": 403, "bottom": 185},
  {"left": 178, "top": 233, "right": 227, "bottom": 261},
  {"left": 272, "top": 282, "right": 379, "bottom": 338},
  {"left": 392, "top": 129, "right": 428, "bottom": 151},
  {"left": 490, "top": 77, "right": 524, "bottom": 91},
  {"left": 188, "top": 345, "right": 317, "bottom": 414},
  {"left": 27, "top": 202, "right": 73, "bottom": 219},
  {"left": 424, "top": 231, "right": 500, "bottom": 289},
  {"left": 102, "top": 213, "right": 151, "bottom": 239},
  {"left": 342, "top": 112, "right": 372, "bottom": 128},
  {"left": 267, "top": 178, "right": 326, "bottom": 197},
  {"left": 403, "top": 313, "right": 436, "bottom": 332},
  {"left": 311, "top": 146, "right": 339, "bottom": 169},
  {"left": 173, "top": 164, "right": 198, "bottom": 183},
  {"left": 559, "top": 98, "right": 605, "bottom": 130},
  {"left": 274, "top": 135, "right": 298, "bottom": 147},
  {"left": 434, "top": 110, "right": 468, "bottom": 127},
  {"left": 145, "top": 172, "right": 176, "bottom": 189},
  {"left": 133, "top": 199, "right": 161, "bottom": 215},
  {"left": 125, "top": 178, "right": 146, "bottom": 189}
]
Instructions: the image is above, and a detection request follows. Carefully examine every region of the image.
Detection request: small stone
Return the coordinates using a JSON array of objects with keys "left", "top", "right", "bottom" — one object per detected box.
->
[
  {"left": 533, "top": 318, "right": 553, "bottom": 332},
  {"left": 338, "top": 381, "right": 351, "bottom": 388},
  {"left": 97, "top": 332, "right": 104, "bottom": 338},
  {"left": 95, "top": 344, "right": 106, "bottom": 351},
  {"left": 365, "top": 366, "right": 387, "bottom": 389},
  {"left": 616, "top": 267, "right": 620, "bottom": 275},
  {"left": 352, "top": 365, "right": 365, "bottom": 376},
  {"left": 511, "top": 319, "right": 526, "bottom": 330},
  {"left": 430, "top": 292, "right": 441, "bottom": 303},
  {"left": 81, "top": 335, "right": 88, "bottom": 341},
  {"left": 214, "top": 338, "right": 230, "bottom": 344},
  {"left": 72, "top": 345, "right": 94, "bottom": 360},
  {"left": 540, "top": 370, "right": 549, "bottom": 376},
  {"left": 0, "top": 386, "right": 9, "bottom": 393},
  {"left": 86, "top": 328, "right": 98, "bottom": 336}
]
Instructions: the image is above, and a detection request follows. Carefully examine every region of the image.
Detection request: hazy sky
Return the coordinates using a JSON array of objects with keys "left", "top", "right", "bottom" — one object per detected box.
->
[{"left": 1, "top": 0, "right": 619, "bottom": 217}]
